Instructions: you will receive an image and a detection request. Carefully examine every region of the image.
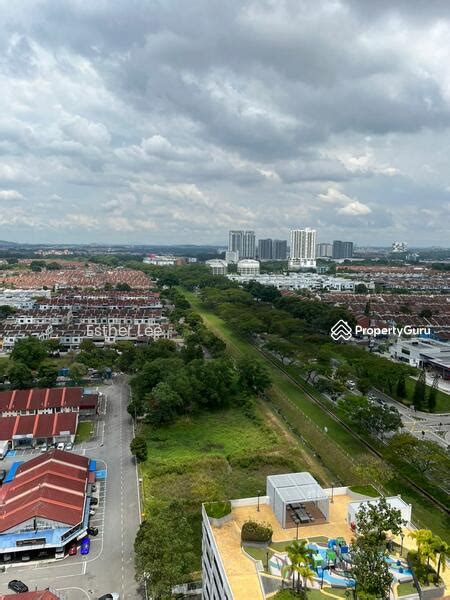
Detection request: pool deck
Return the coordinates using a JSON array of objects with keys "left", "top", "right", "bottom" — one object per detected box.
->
[{"left": 209, "top": 494, "right": 449, "bottom": 600}]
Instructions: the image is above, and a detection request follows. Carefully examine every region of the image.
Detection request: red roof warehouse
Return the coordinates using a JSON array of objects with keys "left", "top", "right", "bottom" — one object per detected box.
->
[
  {"left": 0, "top": 387, "right": 99, "bottom": 450},
  {"left": 0, "top": 450, "right": 89, "bottom": 533},
  {"left": 0, "top": 387, "right": 82, "bottom": 415}
]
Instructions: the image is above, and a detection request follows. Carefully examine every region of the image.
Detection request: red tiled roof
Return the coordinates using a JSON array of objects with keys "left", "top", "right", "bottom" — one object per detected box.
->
[
  {"left": 0, "top": 450, "right": 89, "bottom": 532},
  {"left": 0, "top": 388, "right": 82, "bottom": 413},
  {"left": 0, "top": 413, "right": 77, "bottom": 441},
  {"left": 0, "top": 591, "right": 60, "bottom": 599}
]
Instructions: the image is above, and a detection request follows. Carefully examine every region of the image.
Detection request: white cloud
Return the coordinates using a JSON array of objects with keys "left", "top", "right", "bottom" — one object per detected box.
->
[
  {"left": 0, "top": 189, "right": 24, "bottom": 201},
  {"left": 338, "top": 200, "right": 372, "bottom": 215}
]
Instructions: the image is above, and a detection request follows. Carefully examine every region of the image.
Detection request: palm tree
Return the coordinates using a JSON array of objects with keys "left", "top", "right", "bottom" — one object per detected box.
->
[
  {"left": 433, "top": 538, "right": 449, "bottom": 581},
  {"left": 298, "top": 565, "right": 316, "bottom": 591},
  {"left": 284, "top": 540, "right": 314, "bottom": 593},
  {"left": 409, "top": 529, "right": 433, "bottom": 559}
]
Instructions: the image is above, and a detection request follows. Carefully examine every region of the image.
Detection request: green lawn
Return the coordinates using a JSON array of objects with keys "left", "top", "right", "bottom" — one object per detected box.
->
[
  {"left": 139, "top": 405, "right": 309, "bottom": 571},
  {"left": 403, "top": 377, "right": 450, "bottom": 413},
  {"left": 75, "top": 421, "right": 93, "bottom": 443},
  {"left": 184, "top": 291, "right": 450, "bottom": 542},
  {"left": 348, "top": 484, "right": 379, "bottom": 497},
  {"left": 397, "top": 581, "right": 418, "bottom": 596}
]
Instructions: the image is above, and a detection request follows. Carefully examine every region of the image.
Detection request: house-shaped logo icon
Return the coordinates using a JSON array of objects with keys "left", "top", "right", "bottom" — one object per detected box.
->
[{"left": 330, "top": 320, "right": 352, "bottom": 342}]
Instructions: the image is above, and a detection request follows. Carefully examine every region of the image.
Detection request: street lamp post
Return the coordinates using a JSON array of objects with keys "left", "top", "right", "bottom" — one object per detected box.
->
[{"left": 266, "top": 551, "right": 270, "bottom": 572}]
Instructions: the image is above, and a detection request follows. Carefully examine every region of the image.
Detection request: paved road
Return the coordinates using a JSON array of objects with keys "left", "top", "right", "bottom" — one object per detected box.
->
[
  {"left": 372, "top": 388, "right": 450, "bottom": 448},
  {"left": 0, "top": 379, "right": 142, "bottom": 600}
]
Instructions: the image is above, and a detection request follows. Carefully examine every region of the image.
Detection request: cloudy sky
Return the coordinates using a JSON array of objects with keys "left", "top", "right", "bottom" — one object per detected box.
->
[{"left": 1, "top": 0, "right": 450, "bottom": 246}]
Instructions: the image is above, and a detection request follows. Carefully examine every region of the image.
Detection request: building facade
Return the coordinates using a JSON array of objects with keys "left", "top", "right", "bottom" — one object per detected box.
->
[
  {"left": 205, "top": 259, "right": 228, "bottom": 275},
  {"left": 237, "top": 260, "right": 260, "bottom": 276},
  {"left": 316, "top": 243, "right": 333, "bottom": 258},
  {"left": 228, "top": 231, "right": 256, "bottom": 259},
  {"left": 257, "top": 239, "right": 273, "bottom": 260},
  {"left": 332, "top": 241, "right": 354, "bottom": 260},
  {"left": 272, "top": 239, "right": 288, "bottom": 260},
  {"left": 289, "top": 228, "right": 316, "bottom": 269}
]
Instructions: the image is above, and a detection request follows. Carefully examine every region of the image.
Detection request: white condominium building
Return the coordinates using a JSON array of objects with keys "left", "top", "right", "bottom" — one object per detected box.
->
[{"left": 289, "top": 228, "right": 316, "bottom": 269}]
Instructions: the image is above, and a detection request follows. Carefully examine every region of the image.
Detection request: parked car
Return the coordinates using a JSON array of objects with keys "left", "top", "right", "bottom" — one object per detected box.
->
[
  {"left": 80, "top": 537, "right": 90, "bottom": 555},
  {"left": 21, "top": 554, "right": 30, "bottom": 562},
  {"left": 0, "top": 469, "right": 7, "bottom": 483},
  {"left": 2, "top": 554, "right": 12, "bottom": 562},
  {"left": 57, "top": 442, "right": 65, "bottom": 450},
  {"left": 87, "top": 527, "right": 99, "bottom": 536},
  {"left": 89, "top": 508, "right": 96, "bottom": 517},
  {"left": 8, "top": 581, "right": 29, "bottom": 594},
  {"left": 55, "top": 548, "right": 65, "bottom": 559},
  {"left": 90, "top": 497, "right": 99, "bottom": 506},
  {"left": 40, "top": 444, "right": 48, "bottom": 453},
  {"left": 98, "top": 594, "right": 120, "bottom": 600},
  {"left": 91, "top": 484, "right": 97, "bottom": 492},
  {"left": 68, "top": 543, "right": 77, "bottom": 556},
  {"left": 65, "top": 442, "right": 73, "bottom": 451}
]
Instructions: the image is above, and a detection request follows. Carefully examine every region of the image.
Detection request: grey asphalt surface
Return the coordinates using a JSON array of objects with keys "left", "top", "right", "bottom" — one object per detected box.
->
[
  {"left": 371, "top": 388, "right": 450, "bottom": 448},
  {"left": 0, "top": 379, "right": 142, "bottom": 600}
]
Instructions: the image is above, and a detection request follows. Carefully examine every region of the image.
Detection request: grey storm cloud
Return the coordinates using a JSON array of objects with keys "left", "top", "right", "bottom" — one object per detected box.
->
[{"left": 0, "top": 0, "right": 449, "bottom": 245}]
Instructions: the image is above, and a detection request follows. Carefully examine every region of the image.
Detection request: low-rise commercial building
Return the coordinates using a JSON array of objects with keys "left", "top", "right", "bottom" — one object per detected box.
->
[{"left": 0, "top": 450, "right": 94, "bottom": 561}]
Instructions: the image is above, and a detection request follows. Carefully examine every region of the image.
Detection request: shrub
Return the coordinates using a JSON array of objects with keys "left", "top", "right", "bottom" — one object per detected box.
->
[
  {"left": 205, "top": 501, "right": 232, "bottom": 519},
  {"left": 241, "top": 520, "right": 273, "bottom": 543}
]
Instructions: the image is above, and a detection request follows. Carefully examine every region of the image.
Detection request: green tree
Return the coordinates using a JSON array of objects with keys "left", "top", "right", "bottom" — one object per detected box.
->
[
  {"left": 351, "top": 497, "right": 404, "bottom": 599},
  {"left": 412, "top": 370, "right": 426, "bottom": 410},
  {"left": 237, "top": 357, "right": 271, "bottom": 395},
  {"left": 146, "top": 382, "right": 183, "bottom": 425},
  {"left": 11, "top": 337, "right": 48, "bottom": 369},
  {"left": 134, "top": 502, "right": 194, "bottom": 599},
  {"left": 396, "top": 373, "right": 407, "bottom": 398},
  {"left": 69, "top": 362, "right": 88, "bottom": 383},
  {"left": 130, "top": 435, "right": 148, "bottom": 462},
  {"left": 281, "top": 540, "right": 313, "bottom": 593},
  {"left": 115, "top": 282, "right": 132, "bottom": 291},
  {"left": 388, "top": 433, "right": 450, "bottom": 480},
  {"left": 37, "top": 362, "right": 58, "bottom": 387},
  {"left": 7, "top": 361, "right": 34, "bottom": 389},
  {"left": 355, "top": 283, "right": 368, "bottom": 294}
]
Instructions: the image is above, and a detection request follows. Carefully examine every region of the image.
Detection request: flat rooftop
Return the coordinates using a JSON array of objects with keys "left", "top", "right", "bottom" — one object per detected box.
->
[{"left": 209, "top": 493, "right": 421, "bottom": 600}]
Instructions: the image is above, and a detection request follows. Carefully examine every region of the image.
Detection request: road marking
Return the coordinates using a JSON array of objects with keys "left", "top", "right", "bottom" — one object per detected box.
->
[{"left": 57, "top": 587, "right": 90, "bottom": 599}]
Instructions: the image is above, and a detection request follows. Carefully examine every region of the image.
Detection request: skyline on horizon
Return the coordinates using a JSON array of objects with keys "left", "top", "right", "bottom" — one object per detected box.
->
[{"left": 1, "top": 1, "right": 450, "bottom": 246}]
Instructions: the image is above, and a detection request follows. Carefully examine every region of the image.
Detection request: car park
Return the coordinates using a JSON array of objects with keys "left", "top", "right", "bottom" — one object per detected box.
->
[
  {"left": 65, "top": 442, "right": 73, "bottom": 450},
  {"left": 40, "top": 444, "right": 48, "bottom": 453},
  {"left": 88, "top": 526, "right": 99, "bottom": 536},
  {"left": 0, "top": 469, "right": 6, "bottom": 483},
  {"left": 55, "top": 548, "right": 65, "bottom": 559},
  {"left": 57, "top": 442, "right": 65, "bottom": 450},
  {"left": 68, "top": 543, "right": 77, "bottom": 556},
  {"left": 80, "top": 537, "right": 90, "bottom": 555},
  {"left": 8, "top": 580, "right": 29, "bottom": 593},
  {"left": 89, "top": 508, "right": 96, "bottom": 517}
]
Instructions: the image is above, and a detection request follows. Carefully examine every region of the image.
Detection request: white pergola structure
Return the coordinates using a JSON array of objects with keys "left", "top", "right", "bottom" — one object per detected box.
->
[{"left": 266, "top": 472, "right": 330, "bottom": 528}]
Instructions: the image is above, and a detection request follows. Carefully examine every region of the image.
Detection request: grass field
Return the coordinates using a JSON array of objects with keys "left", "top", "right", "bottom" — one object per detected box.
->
[
  {"left": 138, "top": 405, "right": 309, "bottom": 570},
  {"left": 397, "top": 581, "right": 418, "bottom": 596},
  {"left": 183, "top": 290, "right": 450, "bottom": 542},
  {"left": 403, "top": 377, "right": 450, "bottom": 413},
  {"left": 75, "top": 421, "right": 93, "bottom": 442}
]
